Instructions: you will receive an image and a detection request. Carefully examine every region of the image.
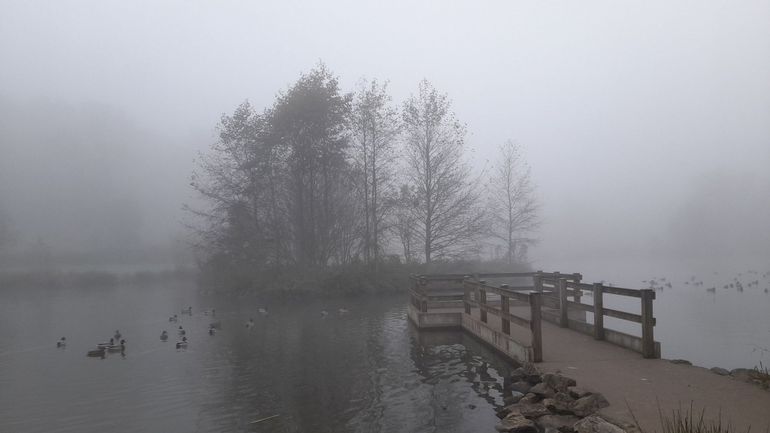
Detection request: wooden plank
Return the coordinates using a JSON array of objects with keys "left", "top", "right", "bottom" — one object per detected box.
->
[
  {"left": 603, "top": 286, "right": 642, "bottom": 298},
  {"left": 471, "top": 302, "right": 531, "bottom": 328},
  {"left": 603, "top": 307, "right": 643, "bottom": 323}
]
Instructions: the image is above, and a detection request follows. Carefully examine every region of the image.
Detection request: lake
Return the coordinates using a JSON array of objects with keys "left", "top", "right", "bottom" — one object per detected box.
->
[
  {"left": 0, "top": 281, "right": 512, "bottom": 433},
  {"left": 1, "top": 259, "right": 769, "bottom": 433}
]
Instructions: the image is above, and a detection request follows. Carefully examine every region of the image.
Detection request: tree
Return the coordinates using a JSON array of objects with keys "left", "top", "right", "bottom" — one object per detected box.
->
[
  {"left": 392, "top": 184, "right": 417, "bottom": 263},
  {"left": 487, "top": 140, "right": 540, "bottom": 264},
  {"left": 268, "top": 64, "right": 353, "bottom": 266},
  {"left": 350, "top": 79, "right": 400, "bottom": 269},
  {"left": 402, "top": 80, "right": 484, "bottom": 264}
]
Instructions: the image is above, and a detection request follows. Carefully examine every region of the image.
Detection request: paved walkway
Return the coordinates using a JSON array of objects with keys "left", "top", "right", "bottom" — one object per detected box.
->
[{"left": 461, "top": 306, "right": 770, "bottom": 432}]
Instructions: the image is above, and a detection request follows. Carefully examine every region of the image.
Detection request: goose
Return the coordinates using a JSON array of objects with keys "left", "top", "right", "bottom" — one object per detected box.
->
[
  {"left": 320, "top": 310, "right": 329, "bottom": 317},
  {"left": 337, "top": 308, "right": 349, "bottom": 315},
  {"left": 169, "top": 315, "right": 178, "bottom": 322},
  {"left": 56, "top": 337, "right": 67, "bottom": 348},
  {"left": 160, "top": 331, "right": 169, "bottom": 341},
  {"left": 245, "top": 318, "right": 255, "bottom": 328},
  {"left": 258, "top": 308, "right": 268, "bottom": 315},
  {"left": 208, "top": 327, "right": 216, "bottom": 336},
  {"left": 176, "top": 337, "right": 188, "bottom": 349}
]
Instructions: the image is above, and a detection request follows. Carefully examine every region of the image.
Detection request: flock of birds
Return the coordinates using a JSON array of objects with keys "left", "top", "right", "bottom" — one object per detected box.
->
[
  {"left": 59, "top": 304, "right": 353, "bottom": 359},
  {"left": 640, "top": 269, "right": 770, "bottom": 294}
]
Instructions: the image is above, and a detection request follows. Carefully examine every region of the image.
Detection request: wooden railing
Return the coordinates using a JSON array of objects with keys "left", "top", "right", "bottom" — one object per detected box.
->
[
  {"left": 463, "top": 278, "right": 544, "bottom": 362},
  {"left": 409, "top": 271, "right": 659, "bottom": 360},
  {"left": 539, "top": 276, "right": 658, "bottom": 358}
]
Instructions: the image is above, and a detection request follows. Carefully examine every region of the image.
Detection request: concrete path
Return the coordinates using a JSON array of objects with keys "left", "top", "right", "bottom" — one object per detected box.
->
[
  {"left": 461, "top": 306, "right": 770, "bottom": 432},
  {"left": 538, "top": 321, "right": 770, "bottom": 432}
]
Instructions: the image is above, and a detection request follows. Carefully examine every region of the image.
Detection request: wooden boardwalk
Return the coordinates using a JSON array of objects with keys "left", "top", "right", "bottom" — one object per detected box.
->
[{"left": 407, "top": 272, "right": 770, "bottom": 431}]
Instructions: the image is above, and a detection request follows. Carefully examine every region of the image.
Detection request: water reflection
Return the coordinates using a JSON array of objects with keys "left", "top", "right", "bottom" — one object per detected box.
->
[{"left": 0, "top": 283, "right": 517, "bottom": 433}]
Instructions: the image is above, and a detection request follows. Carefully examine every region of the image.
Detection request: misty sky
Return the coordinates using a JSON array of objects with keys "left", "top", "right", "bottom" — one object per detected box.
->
[{"left": 1, "top": 1, "right": 768, "bottom": 264}]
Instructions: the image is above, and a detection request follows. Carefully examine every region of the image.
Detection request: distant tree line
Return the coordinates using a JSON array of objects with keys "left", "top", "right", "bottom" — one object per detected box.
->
[{"left": 189, "top": 64, "right": 539, "bottom": 288}]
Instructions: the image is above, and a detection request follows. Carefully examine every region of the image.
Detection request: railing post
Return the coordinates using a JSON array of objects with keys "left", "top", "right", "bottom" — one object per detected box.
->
[
  {"left": 533, "top": 271, "right": 543, "bottom": 292},
  {"left": 500, "top": 284, "right": 510, "bottom": 335},
  {"left": 463, "top": 279, "right": 471, "bottom": 315},
  {"left": 641, "top": 289, "right": 656, "bottom": 358},
  {"left": 593, "top": 283, "right": 605, "bottom": 340},
  {"left": 479, "top": 285, "right": 487, "bottom": 323},
  {"left": 530, "top": 292, "right": 543, "bottom": 362},
  {"left": 421, "top": 295, "right": 428, "bottom": 313},
  {"left": 558, "top": 278, "right": 568, "bottom": 327}
]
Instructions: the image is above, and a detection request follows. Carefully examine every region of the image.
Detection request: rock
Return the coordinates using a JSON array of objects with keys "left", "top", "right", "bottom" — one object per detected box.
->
[
  {"left": 504, "top": 391, "right": 526, "bottom": 406},
  {"left": 574, "top": 415, "right": 626, "bottom": 433},
  {"left": 568, "top": 386, "right": 592, "bottom": 399},
  {"left": 508, "top": 403, "right": 551, "bottom": 419},
  {"left": 542, "top": 373, "right": 577, "bottom": 392},
  {"left": 510, "top": 367, "right": 528, "bottom": 382},
  {"left": 542, "top": 392, "right": 576, "bottom": 415},
  {"left": 536, "top": 414, "right": 582, "bottom": 433},
  {"left": 710, "top": 367, "right": 730, "bottom": 376},
  {"left": 496, "top": 412, "right": 538, "bottom": 433},
  {"left": 530, "top": 382, "right": 556, "bottom": 398},
  {"left": 669, "top": 359, "right": 692, "bottom": 365},
  {"left": 525, "top": 373, "right": 543, "bottom": 385},
  {"left": 519, "top": 393, "right": 541, "bottom": 404},
  {"left": 511, "top": 380, "right": 533, "bottom": 394},
  {"left": 572, "top": 393, "right": 610, "bottom": 417}
]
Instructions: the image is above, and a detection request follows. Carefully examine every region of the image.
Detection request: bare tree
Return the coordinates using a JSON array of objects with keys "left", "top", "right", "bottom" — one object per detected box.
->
[
  {"left": 402, "top": 80, "right": 484, "bottom": 264},
  {"left": 392, "top": 184, "right": 417, "bottom": 263},
  {"left": 487, "top": 140, "right": 540, "bottom": 264},
  {"left": 350, "top": 79, "right": 400, "bottom": 269}
]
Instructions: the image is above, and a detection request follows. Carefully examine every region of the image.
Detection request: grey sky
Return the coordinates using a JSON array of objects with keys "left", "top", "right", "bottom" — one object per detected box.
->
[{"left": 1, "top": 0, "right": 768, "bottom": 263}]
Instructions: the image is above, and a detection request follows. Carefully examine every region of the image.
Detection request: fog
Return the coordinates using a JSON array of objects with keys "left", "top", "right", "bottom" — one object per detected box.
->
[{"left": 1, "top": 0, "right": 769, "bottom": 268}]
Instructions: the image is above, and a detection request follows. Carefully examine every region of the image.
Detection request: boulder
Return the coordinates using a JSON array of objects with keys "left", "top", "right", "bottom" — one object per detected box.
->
[
  {"left": 572, "top": 393, "right": 610, "bottom": 417},
  {"left": 496, "top": 412, "right": 538, "bottom": 433},
  {"left": 511, "top": 380, "right": 533, "bottom": 394},
  {"left": 536, "top": 414, "right": 581, "bottom": 433},
  {"left": 574, "top": 415, "right": 626, "bottom": 433},
  {"left": 509, "top": 402, "right": 551, "bottom": 419},
  {"left": 530, "top": 382, "right": 556, "bottom": 398},
  {"left": 542, "top": 392, "right": 576, "bottom": 415},
  {"left": 669, "top": 359, "right": 692, "bottom": 365},
  {"left": 710, "top": 367, "right": 730, "bottom": 376},
  {"left": 503, "top": 391, "right": 526, "bottom": 406},
  {"left": 519, "top": 393, "right": 541, "bottom": 404},
  {"left": 542, "top": 373, "right": 577, "bottom": 392},
  {"left": 567, "top": 386, "right": 592, "bottom": 399}
]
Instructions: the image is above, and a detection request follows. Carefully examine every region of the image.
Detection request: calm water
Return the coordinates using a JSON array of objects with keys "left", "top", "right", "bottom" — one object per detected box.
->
[{"left": 0, "top": 281, "right": 512, "bottom": 433}]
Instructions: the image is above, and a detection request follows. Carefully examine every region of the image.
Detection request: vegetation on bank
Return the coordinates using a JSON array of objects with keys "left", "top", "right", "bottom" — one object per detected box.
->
[
  {"left": 0, "top": 267, "right": 196, "bottom": 290},
  {"left": 197, "top": 258, "right": 533, "bottom": 299}
]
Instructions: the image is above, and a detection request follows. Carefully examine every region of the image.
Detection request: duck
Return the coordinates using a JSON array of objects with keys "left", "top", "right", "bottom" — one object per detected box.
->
[
  {"left": 320, "top": 310, "right": 329, "bottom": 317},
  {"left": 208, "top": 327, "right": 216, "bottom": 336},
  {"left": 97, "top": 338, "right": 115, "bottom": 349},
  {"left": 337, "top": 308, "right": 349, "bottom": 315},
  {"left": 176, "top": 337, "right": 188, "bottom": 349},
  {"left": 245, "top": 318, "right": 255, "bottom": 328},
  {"left": 169, "top": 315, "right": 178, "bottom": 322},
  {"left": 56, "top": 337, "right": 67, "bottom": 348},
  {"left": 258, "top": 307, "right": 268, "bottom": 315},
  {"left": 160, "top": 331, "right": 169, "bottom": 341},
  {"left": 209, "top": 320, "right": 221, "bottom": 330},
  {"left": 181, "top": 306, "right": 192, "bottom": 315},
  {"left": 107, "top": 340, "right": 125, "bottom": 353},
  {"left": 87, "top": 347, "right": 106, "bottom": 358},
  {"left": 178, "top": 326, "right": 186, "bottom": 336}
]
